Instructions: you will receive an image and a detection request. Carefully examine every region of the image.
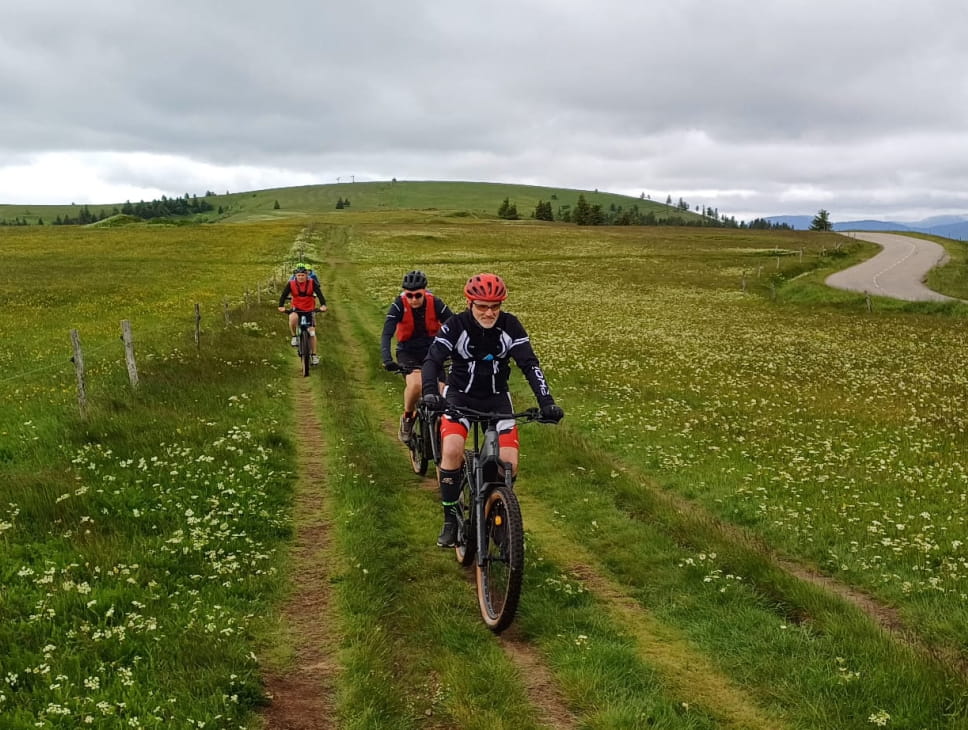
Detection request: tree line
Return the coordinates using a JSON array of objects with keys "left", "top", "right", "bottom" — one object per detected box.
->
[
  {"left": 0, "top": 193, "right": 216, "bottom": 226},
  {"left": 498, "top": 195, "right": 794, "bottom": 230}
]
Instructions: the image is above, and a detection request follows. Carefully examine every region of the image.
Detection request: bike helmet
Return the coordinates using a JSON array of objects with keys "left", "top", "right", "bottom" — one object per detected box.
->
[
  {"left": 402, "top": 270, "right": 428, "bottom": 291},
  {"left": 294, "top": 265, "right": 308, "bottom": 274},
  {"left": 296, "top": 261, "right": 310, "bottom": 270},
  {"left": 463, "top": 273, "right": 507, "bottom": 302}
]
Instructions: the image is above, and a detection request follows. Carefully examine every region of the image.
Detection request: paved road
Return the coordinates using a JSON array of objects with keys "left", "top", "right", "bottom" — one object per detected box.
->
[{"left": 825, "top": 232, "right": 956, "bottom": 302}]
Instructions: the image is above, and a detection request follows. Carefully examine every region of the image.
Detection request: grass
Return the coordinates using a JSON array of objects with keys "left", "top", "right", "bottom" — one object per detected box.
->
[{"left": 2, "top": 206, "right": 968, "bottom": 727}]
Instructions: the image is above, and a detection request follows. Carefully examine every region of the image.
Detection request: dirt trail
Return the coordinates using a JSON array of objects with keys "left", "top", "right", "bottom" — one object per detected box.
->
[{"left": 261, "top": 373, "right": 339, "bottom": 730}]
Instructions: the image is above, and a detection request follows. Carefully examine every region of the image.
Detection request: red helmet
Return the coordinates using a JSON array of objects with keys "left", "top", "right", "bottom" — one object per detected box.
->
[{"left": 463, "top": 273, "right": 507, "bottom": 302}]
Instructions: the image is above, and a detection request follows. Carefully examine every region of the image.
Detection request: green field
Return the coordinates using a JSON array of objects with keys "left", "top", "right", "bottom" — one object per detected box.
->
[{"left": 1, "top": 187, "right": 967, "bottom": 728}]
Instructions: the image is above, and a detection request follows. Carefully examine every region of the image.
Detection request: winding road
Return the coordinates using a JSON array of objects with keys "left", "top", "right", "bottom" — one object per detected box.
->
[{"left": 825, "top": 231, "right": 956, "bottom": 302}]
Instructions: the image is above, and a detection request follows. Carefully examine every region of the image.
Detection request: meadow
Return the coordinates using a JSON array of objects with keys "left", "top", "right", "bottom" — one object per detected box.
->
[{"left": 1, "top": 205, "right": 967, "bottom": 728}]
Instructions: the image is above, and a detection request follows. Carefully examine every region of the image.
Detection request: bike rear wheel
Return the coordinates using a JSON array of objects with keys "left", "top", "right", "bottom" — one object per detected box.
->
[
  {"left": 299, "top": 330, "right": 311, "bottom": 377},
  {"left": 475, "top": 484, "right": 524, "bottom": 632}
]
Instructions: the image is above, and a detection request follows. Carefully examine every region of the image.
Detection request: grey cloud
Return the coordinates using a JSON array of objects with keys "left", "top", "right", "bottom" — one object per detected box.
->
[{"left": 3, "top": 0, "right": 968, "bottom": 218}]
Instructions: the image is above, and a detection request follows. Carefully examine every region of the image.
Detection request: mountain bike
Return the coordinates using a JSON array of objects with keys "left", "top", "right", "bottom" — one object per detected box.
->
[
  {"left": 285, "top": 308, "right": 322, "bottom": 377},
  {"left": 429, "top": 403, "right": 550, "bottom": 633},
  {"left": 396, "top": 366, "right": 438, "bottom": 475}
]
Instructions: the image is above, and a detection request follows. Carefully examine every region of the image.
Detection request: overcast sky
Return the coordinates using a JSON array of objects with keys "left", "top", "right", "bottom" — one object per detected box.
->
[{"left": 3, "top": 0, "right": 967, "bottom": 222}]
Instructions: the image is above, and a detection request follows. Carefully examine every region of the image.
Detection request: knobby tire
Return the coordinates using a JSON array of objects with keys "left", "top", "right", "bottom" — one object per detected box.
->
[
  {"left": 299, "top": 330, "right": 311, "bottom": 377},
  {"left": 476, "top": 484, "right": 524, "bottom": 632},
  {"left": 408, "top": 413, "right": 429, "bottom": 475}
]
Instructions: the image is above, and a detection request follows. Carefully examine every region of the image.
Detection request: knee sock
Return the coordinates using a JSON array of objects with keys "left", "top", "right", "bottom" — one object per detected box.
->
[{"left": 438, "top": 467, "right": 462, "bottom": 514}]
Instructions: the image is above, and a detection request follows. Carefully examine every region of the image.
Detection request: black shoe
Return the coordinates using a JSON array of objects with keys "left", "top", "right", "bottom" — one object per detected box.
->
[
  {"left": 436, "top": 517, "right": 458, "bottom": 548},
  {"left": 398, "top": 415, "right": 415, "bottom": 443}
]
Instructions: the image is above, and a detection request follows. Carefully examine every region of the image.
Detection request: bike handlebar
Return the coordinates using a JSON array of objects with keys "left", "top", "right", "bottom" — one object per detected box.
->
[
  {"left": 283, "top": 308, "right": 325, "bottom": 314},
  {"left": 430, "top": 403, "right": 545, "bottom": 423}
]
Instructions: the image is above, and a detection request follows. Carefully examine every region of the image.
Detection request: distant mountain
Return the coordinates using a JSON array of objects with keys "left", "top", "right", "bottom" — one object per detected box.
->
[
  {"left": 834, "top": 220, "right": 912, "bottom": 232},
  {"left": 764, "top": 214, "right": 968, "bottom": 239},
  {"left": 763, "top": 215, "right": 814, "bottom": 229},
  {"left": 923, "top": 220, "right": 968, "bottom": 240}
]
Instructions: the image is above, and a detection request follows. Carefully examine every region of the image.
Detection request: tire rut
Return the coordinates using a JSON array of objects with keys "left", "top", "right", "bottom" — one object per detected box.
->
[
  {"left": 614, "top": 458, "right": 968, "bottom": 680},
  {"left": 520, "top": 494, "right": 790, "bottom": 730},
  {"left": 498, "top": 628, "right": 581, "bottom": 730},
  {"left": 260, "top": 371, "right": 340, "bottom": 730}
]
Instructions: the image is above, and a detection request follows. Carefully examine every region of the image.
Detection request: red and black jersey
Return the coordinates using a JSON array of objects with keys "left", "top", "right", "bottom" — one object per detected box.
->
[
  {"left": 380, "top": 291, "right": 454, "bottom": 362},
  {"left": 279, "top": 278, "right": 326, "bottom": 311}
]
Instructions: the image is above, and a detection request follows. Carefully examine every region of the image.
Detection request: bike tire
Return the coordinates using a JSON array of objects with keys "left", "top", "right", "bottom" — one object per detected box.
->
[
  {"left": 408, "top": 414, "right": 429, "bottom": 475},
  {"left": 476, "top": 484, "right": 524, "bottom": 632},
  {"left": 454, "top": 454, "right": 476, "bottom": 566},
  {"left": 299, "top": 330, "right": 311, "bottom": 377}
]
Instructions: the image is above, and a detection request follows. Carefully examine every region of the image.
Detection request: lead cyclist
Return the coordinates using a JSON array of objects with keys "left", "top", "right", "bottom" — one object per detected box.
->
[{"left": 421, "top": 273, "right": 563, "bottom": 548}]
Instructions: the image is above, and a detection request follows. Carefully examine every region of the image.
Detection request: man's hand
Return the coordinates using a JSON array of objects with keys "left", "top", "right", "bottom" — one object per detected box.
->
[
  {"left": 383, "top": 360, "right": 400, "bottom": 372},
  {"left": 539, "top": 403, "right": 564, "bottom": 423},
  {"left": 420, "top": 393, "right": 443, "bottom": 412},
  {"left": 277, "top": 306, "right": 286, "bottom": 312}
]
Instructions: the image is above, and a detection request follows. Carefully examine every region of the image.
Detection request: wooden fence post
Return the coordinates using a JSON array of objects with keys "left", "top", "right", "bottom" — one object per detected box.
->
[
  {"left": 120, "top": 320, "right": 139, "bottom": 389},
  {"left": 194, "top": 304, "right": 202, "bottom": 349},
  {"left": 223, "top": 300, "right": 231, "bottom": 325},
  {"left": 865, "top": 292, "right": 872, "bottom": 313},
  {"left": 70, "top": 329, "right": 88, "bottom": 417}
]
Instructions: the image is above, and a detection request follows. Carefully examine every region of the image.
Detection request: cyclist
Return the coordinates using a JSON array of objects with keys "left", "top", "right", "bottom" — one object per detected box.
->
[
  {"left": 381, "top": 270, "right": 454, "bottom": 442},
  {"left": 278, "top": 265, "right": 328, "bottom": 365},
  {"left": 421, "top": 273, "right": 563, "bottom": 547}
]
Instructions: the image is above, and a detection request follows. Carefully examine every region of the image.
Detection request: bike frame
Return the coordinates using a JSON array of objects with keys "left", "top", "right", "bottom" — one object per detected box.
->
[
  {"left": 466, "top": 418, "right": 512, "bottom": 568},
  {"left": 442, "top": 406, "right": 540, "bottom": 559}
]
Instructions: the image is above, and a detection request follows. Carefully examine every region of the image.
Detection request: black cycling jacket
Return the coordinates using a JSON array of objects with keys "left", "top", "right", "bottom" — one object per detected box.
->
[{"left": 421, "top": 309, "right": 554, "bottom": 407}]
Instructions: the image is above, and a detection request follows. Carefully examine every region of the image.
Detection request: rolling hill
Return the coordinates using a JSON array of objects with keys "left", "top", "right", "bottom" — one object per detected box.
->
[{"left": 0, "top": 180, "right": 708, "bottom": 225}]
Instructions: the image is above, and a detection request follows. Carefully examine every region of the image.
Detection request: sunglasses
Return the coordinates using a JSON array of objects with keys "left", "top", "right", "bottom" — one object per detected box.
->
[
  {"left": 404, "top": 291, "right": 425, "bottom": 299},
  {"left": 471, "top": 302, "right": 502, "bottom": 312}
]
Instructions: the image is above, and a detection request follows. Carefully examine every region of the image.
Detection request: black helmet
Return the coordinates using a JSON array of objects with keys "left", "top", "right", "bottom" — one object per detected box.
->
[{"left": 402, "top": 270, "right": 428, "bottom": 291}]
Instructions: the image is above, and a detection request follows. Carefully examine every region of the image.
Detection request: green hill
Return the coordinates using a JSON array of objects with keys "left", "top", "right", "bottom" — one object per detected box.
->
[{"left": 0, "top": 180, "right": 708, "bottom": 225}]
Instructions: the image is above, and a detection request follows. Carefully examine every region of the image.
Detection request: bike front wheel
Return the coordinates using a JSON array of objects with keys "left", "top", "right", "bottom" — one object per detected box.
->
[
  {"left": 408, "top": 414, "right": 429, "bottom": 475},
  {"left": 299, "top": 330, "right": 311, "bottom": 377},
  {"left": 475, "top": 485, "right": 524, "bottom": 632}
]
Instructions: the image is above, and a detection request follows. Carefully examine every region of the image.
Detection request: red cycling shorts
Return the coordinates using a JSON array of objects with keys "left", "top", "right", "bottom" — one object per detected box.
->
[{"left": 439, "top": 415, "right": 519, "bottom": 449}]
